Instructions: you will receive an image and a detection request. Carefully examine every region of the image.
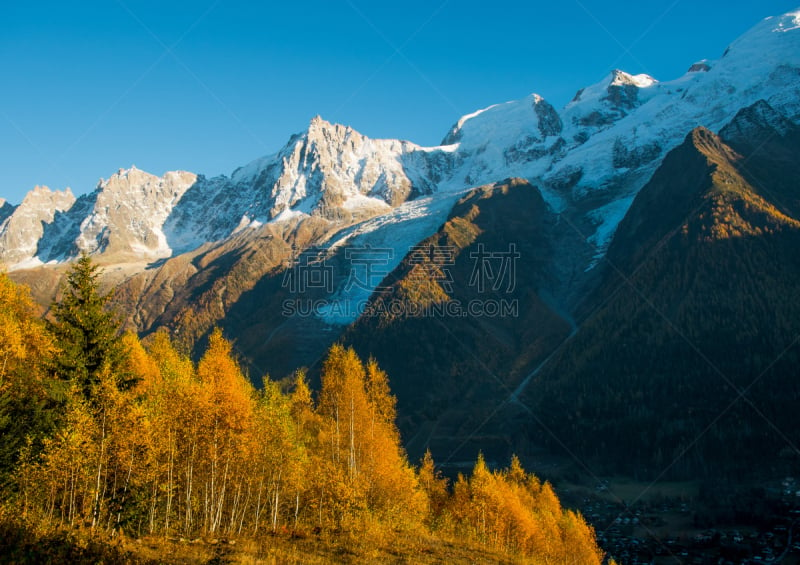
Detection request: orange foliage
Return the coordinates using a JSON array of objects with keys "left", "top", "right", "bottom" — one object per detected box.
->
[{"left": 0, "top": 297, "right": 603, "bottom": 562}]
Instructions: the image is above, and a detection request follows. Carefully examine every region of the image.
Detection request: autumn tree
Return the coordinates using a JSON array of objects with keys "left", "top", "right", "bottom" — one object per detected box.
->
[
  {"left": 0, "top": 273, "right": 57, "bottom": 489},
  {"left": 1, "top": 282, "right": 606, "bottom": 563},
  {"left": 417, "top": 449, "right": 449, "bottom": 527},
  {"left": 17, "top": 360, "right": 148, "bottom": 532},
  {"left": 290, "top": 369, "right": 317, "bottom": 441},
  {"left": 318, "top": 344, "right": 370, "bottom": 479},
  {"left": 120, "top": 332, "right": 159, "bottom": 395},
  {"left": 440, "top": 454, "right": 604, "bottom": 563},
  {"left": 251, "top": 376, "right": 308, "bottom": 534},
  {"left": 141, "top": 329, "right": 205, "bottom": 535},
  {"left": 316, "top": 344, "right": 423, "bottom": 530},
  {"left": 196, "top": 328, "right": 256, "bottom": 534}
]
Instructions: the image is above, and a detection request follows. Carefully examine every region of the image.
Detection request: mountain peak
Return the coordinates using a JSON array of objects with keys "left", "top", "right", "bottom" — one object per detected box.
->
[
  {"left": 116, "top": 165, "right": 141, "bottom": 176},
  {"left": 609, "top": 69, "right": 657, "bottom": 88},
  {"left": 308, "top": 114, "right": 328, "bottom": 129},
  {"left": 307, "top": 115, "right": 342, "bottom": 136},
  {"left": 98, "top": 165, "right": 150, "bottom": 189},
  {"left": 563, "top": 69, "right": 658, "bottom": 128},
  {"left": 720, "top": 8, "right": 800, "bottom": 68},
  {"left": 441, "top": 92, "right": 557, "bottom": 149},
  {"left": 0, "top": 184, "right": 77, "bottom": 267},
  {"left": 29, "top": 184, "right": 52, "bottom": 196},
  {"left": 22, "top": 184, "right": 74, "bottom": 206},
  {"left": 689, "top": 125, "right": 723, "bottom": 150}
]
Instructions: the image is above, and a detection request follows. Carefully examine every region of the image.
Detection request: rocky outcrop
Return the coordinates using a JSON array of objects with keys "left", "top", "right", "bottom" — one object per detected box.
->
[
  {"left": 533, "top": 95, "right": 563, "bottom": 137},
  {"left": 76, "top": 167, "right": 197, "bottom": 258},
  {"left": 0, "top": 186, "right": 75, "bottom": 266}
]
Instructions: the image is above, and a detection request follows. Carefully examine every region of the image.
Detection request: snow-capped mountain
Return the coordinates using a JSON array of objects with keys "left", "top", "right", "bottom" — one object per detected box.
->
[
  {"left": 161, "top": 115, "right": 456, "bottom": 254},
  {"left": 2, "top": 8, "right": 799, "bottom": 285},
  {"left": 0, "top": 186, "right": 75, "bottom": 267},
  {"left": 0, "top": 167, "right": 197, "bottom": 267},
  {"left": 3, "top": 9, "right": 800, "bottom": 476},
  {"left": 434, "top": 9, "right": 800, "bottom": 252},
  {"left": 77, "top": 167, "right": 197, "bottom": 258}
]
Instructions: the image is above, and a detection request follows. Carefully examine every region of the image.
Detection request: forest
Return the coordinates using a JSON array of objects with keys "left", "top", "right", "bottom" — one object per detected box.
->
[{"left": 0, "top": 256, "right": 605, "bottom": 563}]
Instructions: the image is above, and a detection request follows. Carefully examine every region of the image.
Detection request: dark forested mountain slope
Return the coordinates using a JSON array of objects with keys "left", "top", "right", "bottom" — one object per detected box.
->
[
  {"left": 343, "top": 179, "right": 572, "bottom": 464},
  {"left": 522, "top": 113, "right": 800, "bottom": 479}
]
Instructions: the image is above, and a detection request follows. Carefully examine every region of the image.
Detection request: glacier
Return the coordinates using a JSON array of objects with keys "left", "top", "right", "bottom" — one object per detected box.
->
[{"left": 0, "top": 7, "right": 798, "bottom": 329}]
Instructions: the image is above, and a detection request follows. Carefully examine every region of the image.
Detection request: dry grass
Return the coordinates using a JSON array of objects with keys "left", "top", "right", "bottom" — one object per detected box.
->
[
  {"left": 220, "top": 531, "right": 519, "bottom": 564},
  {"left": 0, "top": 520, "right": 521, "bottom": 565}
]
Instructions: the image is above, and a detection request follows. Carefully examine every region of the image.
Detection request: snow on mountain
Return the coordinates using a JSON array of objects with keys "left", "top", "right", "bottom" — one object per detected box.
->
[
  {"left": 163, "top": 116, "right": 457, "bottom": 254},
  {"left": 0, "top": 167, "right": 197, "bottom": 268},
  {"left": 454, "top": 19, "right": 796, "bottom": 194},
  {"left": 269, "top": 116, "right": 411, "bottom": 212},
  {"left": 443, "top": 94, "right": 564, "bottom": 149},
  {"left": 438, "top": 94, "right": 563, "bottom": 198},
  {"left": 2, "top": 8, "right": 799, "bottom": 275},
  {"left": 441, "top": 9, "right": 799, "bottom": 228},
  {"left": 301, "top": 7, "right": 800, "bottom": 321},
  {"left": 561, "top": 70, "right": 659, "bottom": 140},
  {"left": 76, "top": 166, "right": 197, "bottom": 258},
  {"left": 316, "top": 188, "right": 472, "bottom": 325},
  {"left": 0, "top": 186, "right": 75, "bottom": 267},
  {"left": 439, "top": 8, "right": 800, "bottom": 253}
]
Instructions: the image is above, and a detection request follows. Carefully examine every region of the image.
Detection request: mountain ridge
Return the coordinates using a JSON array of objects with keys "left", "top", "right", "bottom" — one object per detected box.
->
[
  {"left": 3, "top": 8, "right": 799, "bottom": 277},
  {"left": 1, "top": 8, "right": 800, "bottom": 488},
  {"left": 522, "top": 119, "right": 800, "bottom": 478}
]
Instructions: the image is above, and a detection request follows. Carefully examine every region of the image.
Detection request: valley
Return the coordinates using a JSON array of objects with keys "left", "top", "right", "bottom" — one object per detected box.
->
[{"left": 2, "top": 7, "right": 800, "bottom": 562}]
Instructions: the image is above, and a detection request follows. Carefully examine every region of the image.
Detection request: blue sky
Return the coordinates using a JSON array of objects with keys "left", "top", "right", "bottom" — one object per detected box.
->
[{"left": 1, "top": 1, "right": 796, "bottom": 204}]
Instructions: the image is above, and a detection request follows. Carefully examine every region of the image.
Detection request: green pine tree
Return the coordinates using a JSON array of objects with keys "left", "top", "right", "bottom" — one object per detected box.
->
[{"left": 48, "top": 254, "right": 127, "bottom": 398}]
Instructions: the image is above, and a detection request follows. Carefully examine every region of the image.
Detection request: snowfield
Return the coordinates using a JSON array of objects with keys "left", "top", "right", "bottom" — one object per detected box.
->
[{"left": 1, "top": 8, "right": 798, "bottom": 287}]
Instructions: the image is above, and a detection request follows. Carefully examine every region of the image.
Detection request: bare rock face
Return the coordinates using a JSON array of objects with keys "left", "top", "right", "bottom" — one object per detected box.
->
[
  {"left": 268, "top": 116, "right": 415, "bottom": 216},
  {"left": 76, "top": 166, "right": 197, "bottom": 259},
  {"left": 533, "top": 95, "right": 563, "bottom": 138},
  {"left": 688, "top": 60, "right": 712, "bottom": 73},
  {"left": 612, "top": 138, "right": 662, "bottom": 169},
  {"left": 163, "top": 116, "right": 445, "bottom": 252},
  {"left": 0, "top": 186, "right": 75, "bottom": 266},
  {"left": 569, "top": 70, "right": 657, "bottom": 128}
]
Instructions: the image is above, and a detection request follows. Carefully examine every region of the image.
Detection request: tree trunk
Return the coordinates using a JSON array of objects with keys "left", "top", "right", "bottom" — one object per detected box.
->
[{"left": 92, "top": 411, "right": 107, "bottom": 529}]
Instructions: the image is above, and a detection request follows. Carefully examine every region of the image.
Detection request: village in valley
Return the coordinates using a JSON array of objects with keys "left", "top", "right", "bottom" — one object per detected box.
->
[{"left": 562, "top": 476, "right": 800, "bottom": 564}]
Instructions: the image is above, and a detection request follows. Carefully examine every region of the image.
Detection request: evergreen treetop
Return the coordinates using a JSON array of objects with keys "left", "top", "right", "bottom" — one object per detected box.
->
[{"left": 48, "top": 254, "right": 125, "bottom": 398}]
